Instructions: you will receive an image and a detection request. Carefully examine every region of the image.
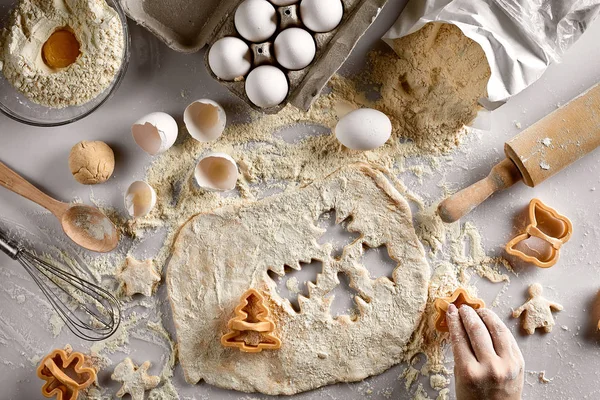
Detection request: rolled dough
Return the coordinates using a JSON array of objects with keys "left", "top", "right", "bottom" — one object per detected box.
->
[{"left": 167, "top": 163, "right": 430, "bottom": 395}]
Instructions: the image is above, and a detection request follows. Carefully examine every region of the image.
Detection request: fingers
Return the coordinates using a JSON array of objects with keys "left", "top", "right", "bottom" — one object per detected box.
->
[
  {"left": 446, "top": 303, "right": 476, "bottom": 368},
  {"left": 476, "top": 308, "right": 515, "bottom": 358},
  {"left": 459, "top": 305, "right": 497, "bottom": 362}
]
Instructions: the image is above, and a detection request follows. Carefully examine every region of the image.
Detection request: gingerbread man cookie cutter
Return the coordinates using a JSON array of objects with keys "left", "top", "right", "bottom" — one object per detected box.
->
[
  {"left": 37, "top": 348, "right": 96, "bottom": 400},
  {"left": 221, "top": 288, "right": 282, "bottom": 353},
  {"left": 506, "top": 199, "right": 573, "bottom": 268},
  {"left": 434, "top": 288, "right": 486, "bottom": 332}
]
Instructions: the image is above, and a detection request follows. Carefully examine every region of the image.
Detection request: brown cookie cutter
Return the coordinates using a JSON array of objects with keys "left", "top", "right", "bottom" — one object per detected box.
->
[
  {"left": 37, "top": 348, "right": 96, "bottom": 400},
  {"left": 506, "top": 199, "right": 573, "bottom": 268},
  {"left": 434, "top": 288, "right": 486, "bottom": 332},
  {"left": 221, "top": 288, "right": 282, "bottom": 353}
]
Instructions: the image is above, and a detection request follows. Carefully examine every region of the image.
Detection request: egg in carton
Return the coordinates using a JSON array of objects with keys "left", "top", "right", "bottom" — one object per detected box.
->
[{"left": 120, "top": 0, "right": 388, "bottom": 114}]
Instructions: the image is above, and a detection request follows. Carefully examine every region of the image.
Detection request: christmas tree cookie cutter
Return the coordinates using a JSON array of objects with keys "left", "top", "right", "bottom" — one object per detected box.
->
[
  {"left": 434, "top": 288, "right": 486, "bottom": 332},
  {"left": 37, "top": 348, "right": 96, "bottom": 400},
  {"left": 506, "top": 199, "right": 573, "bottom": 268},
  {"left": 221, "top": 288, "right": 282, "bottom": 353}
]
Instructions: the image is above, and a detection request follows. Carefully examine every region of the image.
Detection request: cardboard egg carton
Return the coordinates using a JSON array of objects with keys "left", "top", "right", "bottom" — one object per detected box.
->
[{"left": 120, "top": 0, "right": 388, "bottom": 113}]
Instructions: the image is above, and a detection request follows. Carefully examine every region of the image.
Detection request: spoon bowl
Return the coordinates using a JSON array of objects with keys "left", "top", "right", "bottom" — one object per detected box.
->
[{"left": 62, "top": 205, "right": 119, "bottom": 253}]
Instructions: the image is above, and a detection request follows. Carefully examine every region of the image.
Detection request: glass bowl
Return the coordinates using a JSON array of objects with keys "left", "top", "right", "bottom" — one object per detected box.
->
[{"left": 0, "top": 0, "right": 131, "bottom": 127}]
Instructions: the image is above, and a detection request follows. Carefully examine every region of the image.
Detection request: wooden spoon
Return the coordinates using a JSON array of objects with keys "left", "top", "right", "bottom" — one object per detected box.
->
[{"left": 0, "top": 161, "right": 119, "bottom": 253}]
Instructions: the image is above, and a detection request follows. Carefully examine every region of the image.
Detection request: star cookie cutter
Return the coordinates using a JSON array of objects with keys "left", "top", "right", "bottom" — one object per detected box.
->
[
  {"left": 37, "top": 348, "right": 96, "bottom": 400},
  {"left": 434, "top": 288, "right": 486, "bottom": 332},
  {"left": 506, "top": 199, "right": 573, "bottom": 268},
  {"left": 221, "top": 288, "right": 282, "bottom": 353}
]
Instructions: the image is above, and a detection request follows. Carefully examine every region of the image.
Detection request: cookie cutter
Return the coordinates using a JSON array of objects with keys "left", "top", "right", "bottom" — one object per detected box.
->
[
  {"left": 37, "top": 348, "right": 96, "bottom": 400},
  {"left": 221, "top": 288, "right": 282, "bottom": 353},
  {"left": 434, "top": 288, "right": 486, "bottom": 332},
  {"left": 506, "top": 199, "right": 573, "bottom": 268}
]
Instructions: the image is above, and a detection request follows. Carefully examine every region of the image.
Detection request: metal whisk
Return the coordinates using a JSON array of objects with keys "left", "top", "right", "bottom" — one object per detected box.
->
[{"left": 0, "top": 230, "right": 121, "bottom": 341}]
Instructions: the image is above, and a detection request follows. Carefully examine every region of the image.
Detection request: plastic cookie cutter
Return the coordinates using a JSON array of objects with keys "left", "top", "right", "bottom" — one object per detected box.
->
[
  {"left": 506, "top": 198, "right": 573, "bottom": 268},
  {"left": 37, "top": 348, "right": 96, "bottom": 400},
  {"left": 434, "top": 288, "right": 486, "bottom": 332},
  {"left": 221, "top": 288, "right": 282, "bottom": 353}
]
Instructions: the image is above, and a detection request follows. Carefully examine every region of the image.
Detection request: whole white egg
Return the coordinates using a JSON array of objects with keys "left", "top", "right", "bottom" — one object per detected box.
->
[
  {"left": 235, "top": 0, "right": 278, "bottom": 43},
  {"left": 208, "top": 37, "right": 252, "bottom": 81},
  {"left": 269, "top": 0, "right": 298, "bottom": 5},
  {"left": 274, "top": 28, "right": 316, "bottom": 71},
  {"left": 300, "top": 0, "right": 344, "bottom": 33},
  {"left": 335, "top": 108, "right": 392, "bottom": 151},
  {"left": 245, "top": 65, "right": 289, "bottom": 108}
]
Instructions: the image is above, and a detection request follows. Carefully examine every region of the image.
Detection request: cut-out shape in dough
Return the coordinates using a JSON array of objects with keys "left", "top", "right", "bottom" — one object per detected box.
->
[
  {"left": 111, "top": 358, "right": 160, "bottom": 400},
  {"left": 167, "top": 164, "right": 430, "bottom": 395},
  {"left": 221, "top": 288, "right": 282, "bottom": 353},
  {"left": 37, "top": 348, "right": 96, "bottom": 400},
  {"left": 512, "top": 283, "right": 563, "bottom": 335},
  {"left": 117, "top": 257, "right": 161, "bottom": 297},
  {"left": 506, "top": 199, "right": 573, "bottom": 268},
  {"left": 434, "top": 288, "right": 486, "bottom": 332}
]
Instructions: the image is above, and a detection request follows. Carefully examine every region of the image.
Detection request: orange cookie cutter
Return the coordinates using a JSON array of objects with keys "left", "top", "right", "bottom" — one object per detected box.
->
[
  {"left": 506, "top": 199, "right": 573, "bottom": 268},
  {"left": 221, "top": 288, "right": 282, "bottom": 353},
  {"left": 434, "top": 288, "right": 486, "bottom": 332},
  {"left": 37, "top": 348, "right": 96, "bottom": 400}
]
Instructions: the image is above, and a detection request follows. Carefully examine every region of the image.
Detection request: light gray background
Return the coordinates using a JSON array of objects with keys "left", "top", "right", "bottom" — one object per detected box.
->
[{"left": 1, "top": 0, "right": 600, "bottom": 398}]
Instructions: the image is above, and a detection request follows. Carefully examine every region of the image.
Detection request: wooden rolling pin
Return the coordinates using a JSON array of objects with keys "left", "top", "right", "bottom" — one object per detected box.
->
[{"left": 438, "top": 82, "right": 600, "bottom": 223}]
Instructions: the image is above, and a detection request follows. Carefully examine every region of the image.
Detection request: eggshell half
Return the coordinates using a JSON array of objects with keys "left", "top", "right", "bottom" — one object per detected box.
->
[
  {"left": 132, "top": 112, "right": 178, "bottom": 155},
  {"left": 335, "top": 108, "right": 392, "bottom": 151},
  {"left": 184, "top": 99, "right": 227, "bottom": 142},
  {"left": 194, "top": 153, "right": 239, "bottom": 192},
  {"left": 125, "top": 181, "right": 157, "bottom": 218}
]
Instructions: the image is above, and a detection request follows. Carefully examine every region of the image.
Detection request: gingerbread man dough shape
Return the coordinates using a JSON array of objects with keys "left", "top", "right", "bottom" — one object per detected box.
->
[{"left": 512, "top": 283, "right": 563, "bottom": 334}]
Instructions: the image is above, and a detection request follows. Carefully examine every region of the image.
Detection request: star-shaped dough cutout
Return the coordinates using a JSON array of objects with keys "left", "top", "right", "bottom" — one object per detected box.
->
[
  {"left": 111, "top": 358, "right": 160, "bottom": 400},
  {"left": 117, "top": 256, "right": 161, "bottom": 297}
]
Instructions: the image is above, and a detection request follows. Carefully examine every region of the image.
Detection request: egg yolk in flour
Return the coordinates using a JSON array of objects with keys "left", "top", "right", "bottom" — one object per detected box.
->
[{"left": 42, "top": 29, "right": 81, "bottom": 69}]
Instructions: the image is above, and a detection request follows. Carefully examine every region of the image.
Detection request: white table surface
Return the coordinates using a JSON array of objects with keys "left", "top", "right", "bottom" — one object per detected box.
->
[{"left": 1, "top": 0, "right": 600, "bottom": 399}]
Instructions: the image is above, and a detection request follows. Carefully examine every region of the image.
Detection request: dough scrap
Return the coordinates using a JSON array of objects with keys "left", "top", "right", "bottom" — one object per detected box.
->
[
  {"left": 117, "top": 257, "right": 161, "bottom": 297},
  {"left": 512, "top": 283, "right": 563, "bottom": 334},
  {"left": 167, "top": 164, "right": 430, "bottom": 395},
  {"left": 111, "top": 358, "right": 160, "bottom": 400}
]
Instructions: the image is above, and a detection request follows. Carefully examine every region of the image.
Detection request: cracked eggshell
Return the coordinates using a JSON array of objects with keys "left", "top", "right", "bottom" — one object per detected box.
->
[
  {"left": 131, "top": 112, "right": 178, "bottom": 155},
  {"left": 335, "top": 108, "right": 392, "bottom": 151},
  {"left": 125, "top": 181, "right": 157, "bottom": 218},
  {"left": 184, "top": 99, "right": 227, "bottom": 142},
  {"left": 234, "top": 0, "right": 278, "bottom": 43},
  {"left": 194, "top": 153, "right": 239, "bottom": 192}
]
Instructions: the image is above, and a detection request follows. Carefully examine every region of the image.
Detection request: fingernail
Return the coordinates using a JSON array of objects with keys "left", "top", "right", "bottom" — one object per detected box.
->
[{"left": 447, "top": 303, "right": 458, "bottom": 316}]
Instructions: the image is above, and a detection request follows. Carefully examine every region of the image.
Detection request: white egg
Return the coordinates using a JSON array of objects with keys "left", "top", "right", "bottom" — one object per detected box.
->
[
  {"left": 270, "top": 0, "right": 298, "bottom": 5},
  {"left": 208, "top": 37, "right": 252, "bottom": 81},
  {"left": 184, "top": 99, "right": 226, "bottom": 142},
  {"left": 125, "top": 181, "right": 157, "bottom": 218},
  {"left": 335, "top": 108, "right": 392, "bottom": 151},
  {"left": 300, "top": 0, "right": 344, "bottom": 33},
  {"left": 131, "top": 112, "right": 178, "bottom": 155},
  {"left": 235, "top": 0, "right": 278, "bottom": 43},
  {"left": 194, "top": 153, "right": 239, "bottom": 192},
  {"left": 245, "top": 65, "right": 289, "bottom": 108},
  {"left": 274, "top": 28, "right": 316, "bottom": 71}
]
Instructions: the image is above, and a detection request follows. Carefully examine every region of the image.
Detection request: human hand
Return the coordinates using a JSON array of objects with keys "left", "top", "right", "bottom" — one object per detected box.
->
[{"left": 446, "top": 304, "right": 524, "bottom": 400}]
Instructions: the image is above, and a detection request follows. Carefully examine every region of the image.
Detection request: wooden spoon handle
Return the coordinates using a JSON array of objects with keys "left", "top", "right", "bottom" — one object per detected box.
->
[
  {"left": 438, "top": 158, "right": 523, "bottom": 223},
  {"left": 0, "top": 161, "right": 69, "bottom": 217}
]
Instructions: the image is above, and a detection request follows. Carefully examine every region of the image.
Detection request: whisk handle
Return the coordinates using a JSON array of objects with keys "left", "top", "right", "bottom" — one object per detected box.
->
[{"left": 0, "top": 230, "right": 19, "bottom": 259}]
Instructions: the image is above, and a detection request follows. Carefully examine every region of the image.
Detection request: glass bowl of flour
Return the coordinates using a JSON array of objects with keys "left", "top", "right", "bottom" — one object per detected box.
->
[{"left": 0, "top": 0, "right": 130, "bottom": 127}]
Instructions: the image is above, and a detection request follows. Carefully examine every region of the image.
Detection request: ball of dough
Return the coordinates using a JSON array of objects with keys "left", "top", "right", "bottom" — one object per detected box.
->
[{"left": 69, "top": 141, "right": 115, "bottom": 185}]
